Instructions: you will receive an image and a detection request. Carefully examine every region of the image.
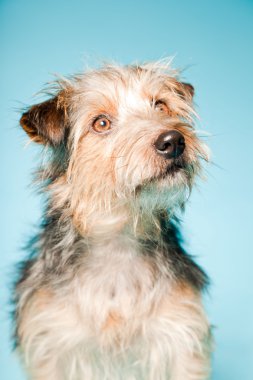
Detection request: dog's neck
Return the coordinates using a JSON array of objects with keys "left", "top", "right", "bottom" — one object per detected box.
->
[
  {"left": 76, "top": 185, "right": 184, "bottom": 243},
  {"left": 73, "top": 202, "right": 170, "bottom": 245}
]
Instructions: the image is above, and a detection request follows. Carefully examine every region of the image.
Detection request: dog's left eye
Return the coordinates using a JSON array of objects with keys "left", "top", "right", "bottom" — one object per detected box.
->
[
  {"left": 92, "top": 116, "right": 112, "bottom": 133},
  {"left": 154, "top": 100, "right": 170, "bottom": 114}
]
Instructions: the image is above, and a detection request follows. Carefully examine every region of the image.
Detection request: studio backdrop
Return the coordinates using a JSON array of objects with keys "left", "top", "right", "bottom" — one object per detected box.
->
[{"left": 1, "top": 1, "right": 253, "bottom": 379}]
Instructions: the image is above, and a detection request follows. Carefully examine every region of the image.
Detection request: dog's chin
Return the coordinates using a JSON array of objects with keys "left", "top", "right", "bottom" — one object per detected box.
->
[{"left": 160, "top": 162, "right": 185, "bottom": 179}]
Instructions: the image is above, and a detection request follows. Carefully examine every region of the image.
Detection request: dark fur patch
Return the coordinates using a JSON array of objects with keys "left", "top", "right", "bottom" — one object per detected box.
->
[
  {"left": 161, "top": 218, "right": 209, "bottom": 290},
  {"left": 139, "top": 215, "right": 209, "bottom": 291}
]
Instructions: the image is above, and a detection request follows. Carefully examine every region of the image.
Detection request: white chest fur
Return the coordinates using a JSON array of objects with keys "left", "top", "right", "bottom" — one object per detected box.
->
[
  {"left": 71, "top": 237, "right": 170, "bottom": 330},
  {"left": 19, "top": 237, "right": 211, "bottom": 380}
]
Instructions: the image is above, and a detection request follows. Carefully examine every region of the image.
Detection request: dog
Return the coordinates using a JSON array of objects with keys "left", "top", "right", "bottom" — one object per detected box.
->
[{"left": 14, "top": 60, "right": 212, "bottom": 380}]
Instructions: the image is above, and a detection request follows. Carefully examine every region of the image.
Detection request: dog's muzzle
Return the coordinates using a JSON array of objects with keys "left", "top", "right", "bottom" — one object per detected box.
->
[{"left": 154, "top": 130, "right": 185, "bottom": 159}]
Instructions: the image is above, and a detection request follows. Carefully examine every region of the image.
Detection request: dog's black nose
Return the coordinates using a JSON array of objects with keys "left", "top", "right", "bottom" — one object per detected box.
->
[{"left": 154, "top": 131, "right": 185, "bottom": 159}]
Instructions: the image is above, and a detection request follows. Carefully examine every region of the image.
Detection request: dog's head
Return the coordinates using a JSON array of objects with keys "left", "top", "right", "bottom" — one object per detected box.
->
[{"left": 20, "top": 61, "right": 208, "bottom": 234}]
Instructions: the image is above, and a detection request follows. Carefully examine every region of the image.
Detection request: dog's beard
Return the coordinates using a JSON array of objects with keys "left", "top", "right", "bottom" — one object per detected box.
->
[
  {"left": 134, "top": 159, "right": 198, "bottom": 215},
  {"left": 135, "top": 175, "right": 189, "bottom": 215}
]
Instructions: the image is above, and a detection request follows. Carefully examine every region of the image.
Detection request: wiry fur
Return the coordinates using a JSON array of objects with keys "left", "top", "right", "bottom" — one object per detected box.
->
[{"left": 14, "top": 60, "right": 212, "bottom": 380}]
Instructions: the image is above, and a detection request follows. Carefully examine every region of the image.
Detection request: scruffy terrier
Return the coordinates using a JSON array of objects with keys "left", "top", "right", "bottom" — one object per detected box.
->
[{"left": 14, "top": 61, "right": 212, "bottom": 380}]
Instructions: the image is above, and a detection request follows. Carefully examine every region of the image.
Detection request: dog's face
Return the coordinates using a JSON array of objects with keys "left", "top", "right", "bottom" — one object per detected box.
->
[{"left": 20, "top": 62, "right": 208, "bottom": 233}]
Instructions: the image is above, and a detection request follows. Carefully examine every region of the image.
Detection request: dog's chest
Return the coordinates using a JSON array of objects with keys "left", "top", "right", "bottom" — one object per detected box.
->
[{"left": 71, "top": 238, "right": 169, "bottom": 330}]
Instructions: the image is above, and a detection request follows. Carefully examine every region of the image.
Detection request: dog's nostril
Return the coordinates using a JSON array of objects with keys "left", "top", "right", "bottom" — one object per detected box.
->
[
  {"left": 159, "top": 140, "right": 172, "bottom": 151},
  {"left": 154, "top": 130, "right": 185, "bottom": 159}
]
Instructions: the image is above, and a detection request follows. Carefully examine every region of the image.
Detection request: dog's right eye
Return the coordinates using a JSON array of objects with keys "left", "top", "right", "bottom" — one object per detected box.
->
[
  {"left": 154, "top": 100, "right": 170, "bottom": 114},
  {"left": 92, "top": 116, "right": 112, "bottom": 134}
]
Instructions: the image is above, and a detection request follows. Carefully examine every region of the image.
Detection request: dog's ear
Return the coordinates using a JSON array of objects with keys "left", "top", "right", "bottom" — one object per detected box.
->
[
  {"left": 20, "top": 92, "right": 69, "bottom": 146},
  {"left": 181, "top": 83, "right": 194, "bottom": 98},
  {"left": 176, "top": 82, "right": 194, "bottom": 101}
]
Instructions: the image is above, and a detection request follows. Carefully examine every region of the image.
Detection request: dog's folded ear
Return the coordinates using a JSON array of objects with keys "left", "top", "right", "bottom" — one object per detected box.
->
[
  {"left": 178, "top": 82, "right": 194, "bottom": 101},
  {"left": 20, "top": 92, "right": 69, "bottom": 146},
  {"left": 181, "top": 83, "right": 194, "bottom": 98}
]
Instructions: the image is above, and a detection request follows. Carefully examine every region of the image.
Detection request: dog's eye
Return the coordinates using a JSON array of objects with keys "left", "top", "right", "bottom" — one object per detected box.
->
[
  {"left": 154, "top": 100, "right": 170, "bottom": 114},
  {"left": 92, "top": 116, "right": 112, "bottom": 133}
]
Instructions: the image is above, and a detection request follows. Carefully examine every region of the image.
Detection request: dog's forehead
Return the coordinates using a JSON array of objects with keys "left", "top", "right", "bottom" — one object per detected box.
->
[
  {"left": 117, "top": 82, "right": 149, "bottom": 112},
  {"left": 81, "top": 67, "right": 164, "bottom": 113}
]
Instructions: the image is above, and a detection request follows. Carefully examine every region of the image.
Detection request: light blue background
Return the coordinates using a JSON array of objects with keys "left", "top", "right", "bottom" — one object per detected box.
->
[{"left": 1, "top": 0, "right": 253, "bottom": 379}]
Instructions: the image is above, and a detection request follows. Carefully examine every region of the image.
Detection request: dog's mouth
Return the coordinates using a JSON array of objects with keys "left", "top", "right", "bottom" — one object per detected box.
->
[
  {"left": 134, "top": 157, "right": 196, "bottom": 201},
  {"left": 135, "top": 156, "right": 197, "bottom": 192},
  {"left": 157, "top": 158, "right": 187, "bottom": 180}
]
